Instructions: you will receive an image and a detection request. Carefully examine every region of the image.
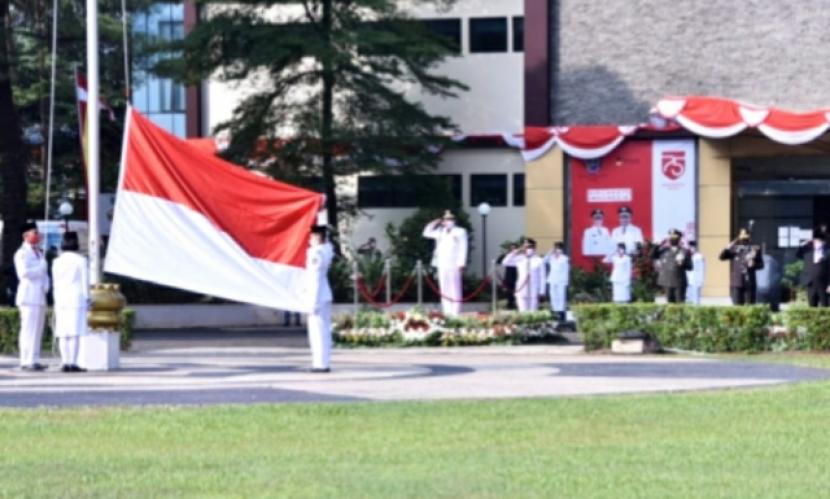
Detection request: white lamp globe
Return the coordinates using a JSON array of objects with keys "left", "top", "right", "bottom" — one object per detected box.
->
[
  {"left": 477, "top": 202, "right": 491, "bottom": 216},
  {"left": 58, "top": 200, "right": 74, "bottom": 218}
]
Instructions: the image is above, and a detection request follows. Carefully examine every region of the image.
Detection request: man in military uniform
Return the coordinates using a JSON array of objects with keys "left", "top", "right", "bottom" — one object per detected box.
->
[
  {"left": 719, "top": 228, "right": 764, "bottom": 305},
  {"left": 651, "top": 229, "right": 692, "bottom": 303}
]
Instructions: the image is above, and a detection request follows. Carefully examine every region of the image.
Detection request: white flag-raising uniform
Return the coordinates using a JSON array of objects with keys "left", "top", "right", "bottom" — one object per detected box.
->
[
  {"left": 544, "top": 253, "right": 570, "bottom": 313},
  {"left": 502, "top": 250, "right": 546, "bottom": 312},
  {"left": 52, "top": 251, "right": 89, "bottom": 366},
  {"left": 686, "top": 252, "right": 706, "bottom": 305},
  {"left": 605, "top": 253, "right": 632, "bottom": 303},
  {"left": 105, "top": 108, "right": 324, "bottom": 312},
  {"left": 302, "top": 242, "right": 334, "bottom": 370},
  {"left": 14, "top": 243, "right": 49, "bottom": 367},
  {"left": 423, "top": 222, "right": 468, "bottom": 316}
]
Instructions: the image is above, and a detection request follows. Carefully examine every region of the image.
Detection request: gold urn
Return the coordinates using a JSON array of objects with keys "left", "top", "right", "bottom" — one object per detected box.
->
[{"left": 88, "top": 283, "right": 127, "bottom": 330}]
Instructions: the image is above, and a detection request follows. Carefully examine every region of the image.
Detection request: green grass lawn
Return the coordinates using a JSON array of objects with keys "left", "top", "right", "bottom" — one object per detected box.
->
[{"left": 3, "top": 355, "right": 830, "bottom": 498}]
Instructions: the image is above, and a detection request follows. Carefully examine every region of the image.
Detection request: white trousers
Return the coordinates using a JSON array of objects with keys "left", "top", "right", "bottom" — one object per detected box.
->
[
  {"left": 516, "top": 293, "right": 539, "bottom": 312},
  {"left": 307, "top": 301, "right": 332, "bottom": 369},
  {"left": 59, "top": 337, "right": 80, "bottom": 366},
  {"left": 548, "top": 284, "right": 567, "bottom": 312},
  {"left": 686, "top": 285, "right": 702, "bottom": 305},
  {"left": 438, "top": 267, "right": 462, "bottom": 316},
  {"left": 18, "top": 305, "right": 46, "bottom": 366},
  {"left": 612, "top": 283, "right": 631, "bottom": 303}
]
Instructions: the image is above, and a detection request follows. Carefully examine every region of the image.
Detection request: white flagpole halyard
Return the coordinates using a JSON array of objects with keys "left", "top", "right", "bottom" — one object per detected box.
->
[{"left": 86, "top": 0, "right": 101, "bottom": 284}]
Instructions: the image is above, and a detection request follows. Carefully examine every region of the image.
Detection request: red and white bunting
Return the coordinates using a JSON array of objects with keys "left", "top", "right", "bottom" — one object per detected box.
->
[{"left": 654, "top": 96, "right": 830, "bottom": 145}]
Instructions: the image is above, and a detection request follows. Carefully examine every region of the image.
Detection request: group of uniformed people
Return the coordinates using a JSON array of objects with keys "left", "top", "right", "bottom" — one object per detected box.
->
[{"left": 14, "top": 223, "right": 88, "bottom": 372}]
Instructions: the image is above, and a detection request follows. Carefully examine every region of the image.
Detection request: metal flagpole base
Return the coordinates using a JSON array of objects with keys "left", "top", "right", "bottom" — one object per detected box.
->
[{"left": 79, "top": 283, "right": 126, "bottom": 371}]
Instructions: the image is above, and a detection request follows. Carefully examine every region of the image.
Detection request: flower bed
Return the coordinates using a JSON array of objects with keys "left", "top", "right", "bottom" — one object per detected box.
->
[{"left": 334, "top": 309, "right": 564, "bottom": 347}]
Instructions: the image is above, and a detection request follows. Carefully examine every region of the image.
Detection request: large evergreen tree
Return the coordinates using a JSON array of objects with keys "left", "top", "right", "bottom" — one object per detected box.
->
[
  {"left": 158, "top": 0, "right": 466, "bottom": 249},
  {"left": 0, "top": 0, "right": 145, "bottom": 285}
]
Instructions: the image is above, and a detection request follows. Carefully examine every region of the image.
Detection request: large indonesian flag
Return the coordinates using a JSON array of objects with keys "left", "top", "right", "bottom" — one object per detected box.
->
[{"left": 104, "top": 107, "right": 325, "bottom": 312}]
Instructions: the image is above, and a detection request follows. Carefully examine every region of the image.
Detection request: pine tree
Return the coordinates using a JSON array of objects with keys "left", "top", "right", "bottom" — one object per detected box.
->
[{"left": 157, "top": 0, "right": 466, "bottom": 250}]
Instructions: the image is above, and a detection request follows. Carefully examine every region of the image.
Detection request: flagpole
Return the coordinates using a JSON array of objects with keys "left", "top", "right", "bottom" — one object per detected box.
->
[
  {"left": 44, "top": 0, "right": 58, "bottom": 222},
  {"left": 86, "top": 0, "right": 102, "bottom": 284}
]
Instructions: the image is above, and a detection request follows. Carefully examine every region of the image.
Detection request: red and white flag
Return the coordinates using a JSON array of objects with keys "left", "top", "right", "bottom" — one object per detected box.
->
[{"left": 104, "top": 107, "right": 325, "bottom": 312}]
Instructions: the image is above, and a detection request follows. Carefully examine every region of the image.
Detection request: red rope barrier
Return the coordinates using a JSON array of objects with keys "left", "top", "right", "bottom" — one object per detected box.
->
[
  {"left": 497, "top": 275, "right": 529, "bottom": 294},
  {"left": 358, "top": 273, "right": 417, "bottom": 309},
  {"left": 422, "top": 274, "right": 492, "bottom": 303},
  {"left": 358, "top": 272, "right": 387, "bottom": 300}
]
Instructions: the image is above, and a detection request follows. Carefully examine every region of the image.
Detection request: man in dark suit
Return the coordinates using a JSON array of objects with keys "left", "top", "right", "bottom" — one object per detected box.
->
[
  {"left": 651, "top": 229, "right": 692, "bottom": 303},
  {"left": 799, "top": 230, "right": 830, "bottom": 307},
  {"left": 719, "top": 228, "right": 764, "bottom": 305}
]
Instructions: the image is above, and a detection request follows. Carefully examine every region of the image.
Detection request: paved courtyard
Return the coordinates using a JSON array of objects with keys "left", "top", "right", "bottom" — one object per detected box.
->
[{"left": 0, "top": 328, "right": 828, "bottom": 408}]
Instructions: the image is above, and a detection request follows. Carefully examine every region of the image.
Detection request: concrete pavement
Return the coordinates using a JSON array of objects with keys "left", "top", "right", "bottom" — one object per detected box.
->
[{"left": 0, "top": 328, "right": 827, "bottom": 407}]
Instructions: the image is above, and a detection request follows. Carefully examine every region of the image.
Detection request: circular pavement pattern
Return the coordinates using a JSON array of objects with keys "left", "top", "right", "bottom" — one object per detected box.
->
[{"left": 1, "top": 343, "right": 828, "bottom": 408}]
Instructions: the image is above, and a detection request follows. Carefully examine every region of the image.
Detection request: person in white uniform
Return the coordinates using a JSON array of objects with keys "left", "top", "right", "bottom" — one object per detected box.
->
[
  {"left": 303, "top": 226, "right": 334, "bottom": 373},
  {"left": 611, "top": 205, "right": 644, "bottom": 255},
  {"left": 582, "top": 208, "right": 613, "bottom": 257},
  {"left": 422, "top": 210, "right": 468, "bottom": 316},
  {"left": 502, "top": 238, "right": 547, "bottom": 312},
  {"left": 685, "top": 240, "right": 706, "bottom": 305},
  {"left": 604, "top": 243, "right": 632, "bottom": 303},
  {"left": 51, "top": 232, "right": 88, "bottom": 372},
  {"left": 14, "top": 222, "right": 50, "bottom": 371},
  {"left": 544, "top": 242, "right": 570, "bottom": 321}
]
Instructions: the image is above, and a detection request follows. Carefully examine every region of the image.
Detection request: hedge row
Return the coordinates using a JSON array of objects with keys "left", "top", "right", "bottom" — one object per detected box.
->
[
  {"left": 0, "top": 308, "right": 136, "bottom": 355},
  {"left": 572, "top": 304, "right": 772, "bottom": 353}
]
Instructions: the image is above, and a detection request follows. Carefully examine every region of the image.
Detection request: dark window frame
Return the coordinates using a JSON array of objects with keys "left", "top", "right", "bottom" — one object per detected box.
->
[
  {"left": 512, "top": 17, "right": 524, "bottom": 52},
  {"left": 470, "top": 174, "right": 508, "bottom": 207},
  {"left": 469, "top": 17, "right": 508, "bottom": 53},
  {"left": 358, "top": 174, "right": 462, "bottom": 209},
  {"left": 421, "top": 18, "right": 462, "bottom": 54},
  {"left": 513, "top": 173, "right": 525, "bottom": 206}
]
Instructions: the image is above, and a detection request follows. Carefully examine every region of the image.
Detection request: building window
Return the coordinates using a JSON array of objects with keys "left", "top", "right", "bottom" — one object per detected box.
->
[
  {"left": 513, "top": 173, "right": 525, "bottom": 206},
  {"left": 469, "top": 17, "right": 508, "bottom": 53},
  {"left": 512, "top": 17, "right": 524, "bottom": 52},
  {"left": 358, "top": 175, "right": 461, "bottom": 208},
  {"left": 422, "top": 18, "right": 461, "bottom": 54},
  {"left": 470, "top": 174, "right": 508, "bottom": 207},
  {"left": 132, "top": 3, "right": 187, "bottom": 136}
]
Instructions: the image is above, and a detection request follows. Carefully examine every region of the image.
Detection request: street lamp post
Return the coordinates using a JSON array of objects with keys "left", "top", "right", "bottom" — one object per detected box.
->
[
  {"left": 58, "top": 199, "right": 73, "bottom": 231},
  {"left": 477, "top": 202, "right": 491, "bottom": 277}
]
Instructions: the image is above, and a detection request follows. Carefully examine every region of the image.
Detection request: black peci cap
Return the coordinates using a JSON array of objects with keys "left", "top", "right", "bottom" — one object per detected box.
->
[
  {"left": 21, "top": 221, "right": 37, "bottom": 234},
  {"left": 591, "top": 208, "right": 604, "bottom": 218},
  {"left": 618, "top": 206, "right": 632, "bottom": 215},
  {"left": 61, "top": 231, "right": 79, "bottom": 251}
]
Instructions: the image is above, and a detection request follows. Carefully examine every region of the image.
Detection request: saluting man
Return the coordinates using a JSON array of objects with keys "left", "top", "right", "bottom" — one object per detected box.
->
[
  {"left": 423, "top": 210, "right": 468, "bottom": 316},
  {"left": 652, "top": 229, "right": 692, "bottom": 303},
  {"left": 14, "top": 222, "right": 50, "bottom": 371},
  {"left": 502, "top": 238, "right": 546, "bottom": 312},
  {"left": 52, "top": 232, "right": 88, "bottom": 372},
  {"left": 544, "top": 242, "right": 570, "bottom": 321},
  {"left": 303, "top": 226, "right": 334, "bottom": 373},
  {"left": 719, "top": 228, "right": 764, "bottom": 305}
]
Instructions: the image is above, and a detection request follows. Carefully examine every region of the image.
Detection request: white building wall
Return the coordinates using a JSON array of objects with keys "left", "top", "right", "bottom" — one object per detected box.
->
[
  {"left": 349, "top": 148, "right": 526, "bottom": 277},
  {"left": 200, "top": 0, "right": 526, "bottom": 278}
]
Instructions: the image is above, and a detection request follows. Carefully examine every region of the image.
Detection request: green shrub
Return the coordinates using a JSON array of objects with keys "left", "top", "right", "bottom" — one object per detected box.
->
[
  {"left": 0, "top": 307, "right": 136, "bottom": 355},
  {"left": 573, "top": 304, "right": 771, "bottom": 353},
  {"left": 784, "top": 306, "right": 830, "bottom": 350}
]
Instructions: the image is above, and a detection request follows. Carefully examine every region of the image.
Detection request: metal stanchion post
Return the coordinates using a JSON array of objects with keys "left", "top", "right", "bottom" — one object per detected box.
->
[
  {"left": 352, "top": 260, "right": 359, "bottom": 318},
  {"left": 416, "top": 260, "right": 423, "bottom": 307},
  {"left": 525, "top": 253, "right": 532, "bottom": 311},
  {"left": 491, "top": 258, "right": 498, "bottom": 314},
  {"left": 385, "top": 258, "right": 392, "bottom": 306}
]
